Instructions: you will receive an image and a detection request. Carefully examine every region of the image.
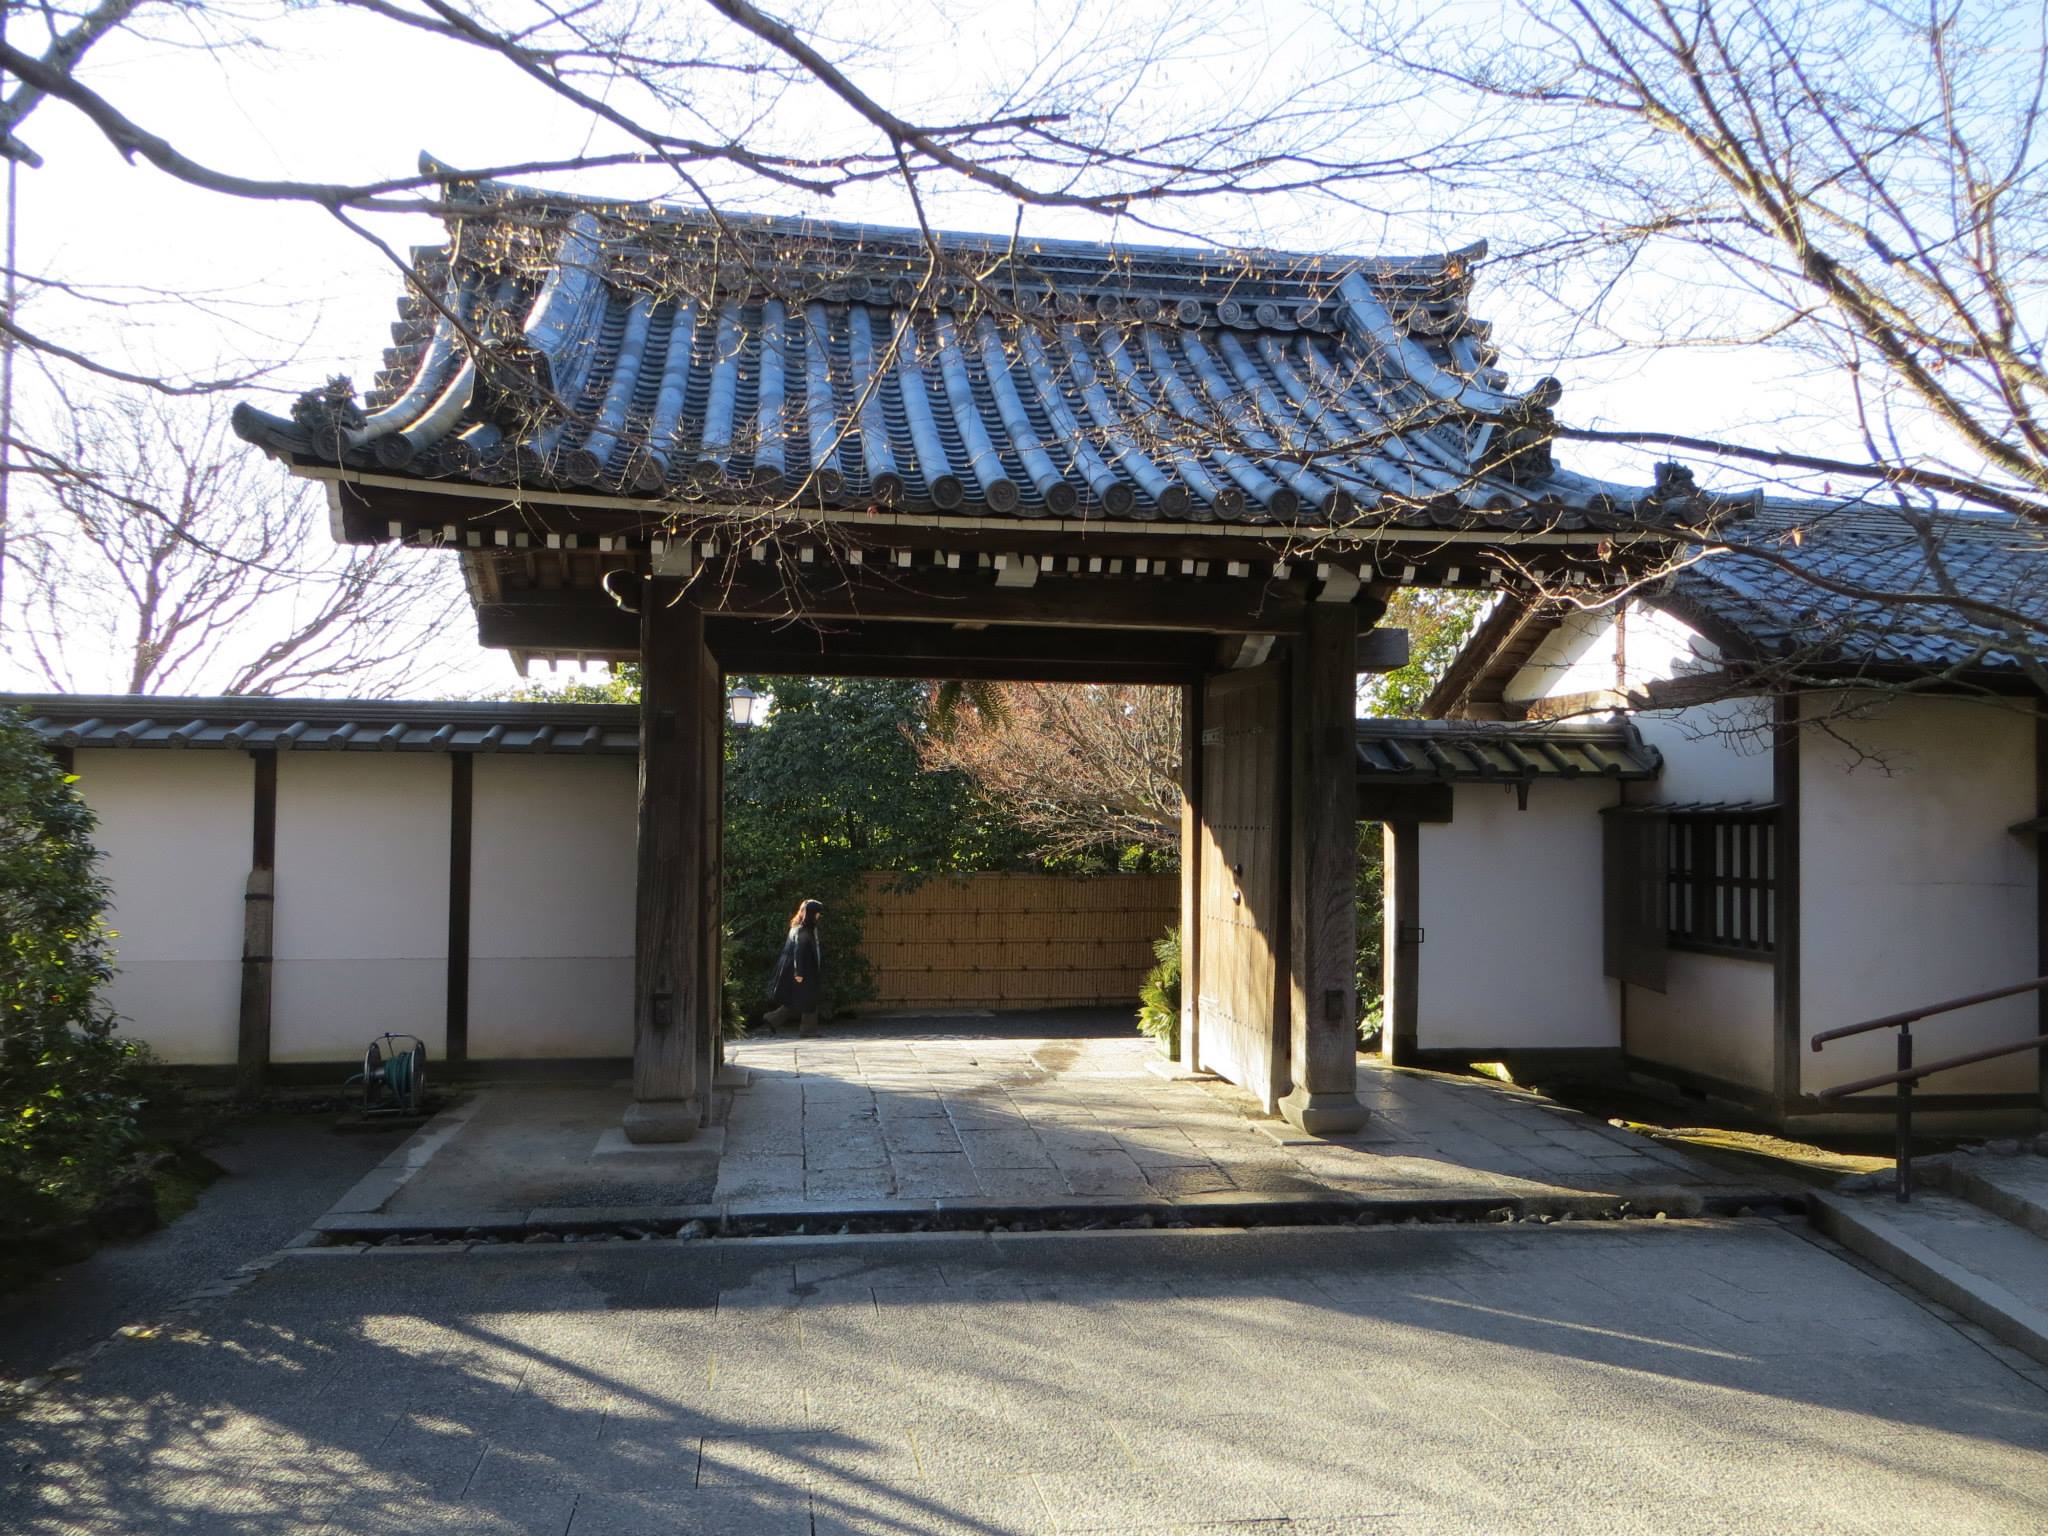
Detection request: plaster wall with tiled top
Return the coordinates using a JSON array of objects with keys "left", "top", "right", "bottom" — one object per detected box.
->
[
  {"left": 58, "top": 738, "right": 638, "bottom": 1067},
  {"left": 74, "top": 750, "right": 250, "bottom": 1065},
  {"left": 469, "top": 753, "right": 635, "bottom": 1058},
  {"left": 272, "top": 752, "right": 451, "bottom": 1062}
]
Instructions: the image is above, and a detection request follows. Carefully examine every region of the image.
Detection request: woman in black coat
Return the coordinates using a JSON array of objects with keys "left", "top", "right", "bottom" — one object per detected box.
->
[{"left": 764, "top": 899, "right": 825, "bottom": 1036}]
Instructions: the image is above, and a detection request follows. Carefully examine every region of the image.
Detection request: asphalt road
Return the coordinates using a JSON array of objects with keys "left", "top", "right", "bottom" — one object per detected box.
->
[
  {"left": 4, "top": 1218, "right": 2045, "bottom": 1533},
  {"left": 0, "top": 1112, "right": 409, "bottom": 1390}
]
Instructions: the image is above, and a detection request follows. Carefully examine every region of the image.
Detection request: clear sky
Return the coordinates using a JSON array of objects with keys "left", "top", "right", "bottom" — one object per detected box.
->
[{"left": 0, "top": 0, "right": 1868, "bottom": 698}]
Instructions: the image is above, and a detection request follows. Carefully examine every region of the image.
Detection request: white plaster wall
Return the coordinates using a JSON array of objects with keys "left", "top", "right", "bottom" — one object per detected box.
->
[
  {"left": 1490, "top": 619, "right": 1778, "bottom": 1083},
  {"left": 1502, "top": 608, "right": 1620, "bottom": 706},
  {"left": 1632, "top": 699, "right": 1777, "bottom": 805},
  {"left": 469, "top": 755, "right": 636, "bottom": 1058},
  {"left": 1625, "top": 958, "right": 1776, "bottom": 1094},
  {"left": 73, "top": 750, "right": 250, "bottom": 1065},
  {"left": 1799, "top": 696, "right": 2039, "bottom": 1098},
  {"left": 272, "top": 753, "right": 449, "bottom": 1062},
  {"left": 1501, "top": 601, "right": 1722, "bottom": 708},
  {"left": 1609, "top": 701, "right": 1781, "bottom": 1093},
  {"left": 1412, "top": 778, "right": 1620, "bottom": 1051}
]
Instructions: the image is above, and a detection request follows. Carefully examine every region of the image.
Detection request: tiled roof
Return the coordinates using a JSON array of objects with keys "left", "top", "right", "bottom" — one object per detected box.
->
[
  {"left": 1355, "top": 718, "right": 1661, "bottom": 782},
  {"left": 1665, "top": 500, "right": 2048, "bottom": 673},
  {"left": 231, "top": 162, "right": 1706, "bottom": 534},
  {"left": 5, "top": 695, "right": 639, "bottom": 755},
  {"left": 1427, "top": 500, "right": 2048, "bottom": 716}
]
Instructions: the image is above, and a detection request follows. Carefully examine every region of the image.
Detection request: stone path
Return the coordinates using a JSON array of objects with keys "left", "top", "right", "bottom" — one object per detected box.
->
[
  {"left": 714, "top": 1025, "right": 1771, "bottom": 1209},
  {"left": 6, "top": 1221, "right": 2044, "bottom": 1533}
]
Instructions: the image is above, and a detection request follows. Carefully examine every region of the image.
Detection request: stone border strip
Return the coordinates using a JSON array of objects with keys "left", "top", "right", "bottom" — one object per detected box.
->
[
  {"left": 314, "top": 1090, "right": 486, "bottom": 1222},
  {"left": 1809, "top": 1191, "right": 2048, "bottom": 1370},
  {"left": 302, "top": 1187, "right": 1803, "bottom": 1248}
]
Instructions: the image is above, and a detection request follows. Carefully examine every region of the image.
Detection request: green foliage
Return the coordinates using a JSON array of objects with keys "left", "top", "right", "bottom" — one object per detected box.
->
[
  {"left": 722, "top": 677, "right": 1037, "bottom": 1020},
  {"left": 925, "top": 679, "right": 1007, "bottom": 739},
  {"left": 1356, "top": 823, "right": 1385, "bottom": 1045},
  {"left": 0, "top": 711, "right": 149, "bottom": 1240},
  {"left": 1362, "top": 590, "right": 1485, "bottom": 718},
  {"left": 1136, "top": 926, "right": 1181, "bottom": 1055},
  {"left": 496, "top": 664, "right": 643, "bottom": 704}
]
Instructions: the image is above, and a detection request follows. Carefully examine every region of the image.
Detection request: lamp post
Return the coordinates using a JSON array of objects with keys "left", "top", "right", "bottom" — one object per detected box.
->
[{"left": 727, "top": 683, "right": 763, "bottom": 730}]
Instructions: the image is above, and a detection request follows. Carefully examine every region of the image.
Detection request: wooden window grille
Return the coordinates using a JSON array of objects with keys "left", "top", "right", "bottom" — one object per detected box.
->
[{"left": 1664, "top": 809, "right": 1776, "bottom": 959}]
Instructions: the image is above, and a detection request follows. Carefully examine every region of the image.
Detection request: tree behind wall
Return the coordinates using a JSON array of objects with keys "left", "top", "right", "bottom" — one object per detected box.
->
[
  {"left": 722, "top": 676, "right": 1037, "bottom": 1018},
  {"left": 916, "top": 682, "right": 1183, "bottom": 864},
  {"left": 3, "top": 391, "right": 466, "bottom": 696}
]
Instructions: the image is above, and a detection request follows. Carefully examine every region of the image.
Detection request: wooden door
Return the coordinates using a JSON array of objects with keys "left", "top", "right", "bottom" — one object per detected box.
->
[{"left": 1197, "top": 663, "right": 1288, "bottom": 1108}]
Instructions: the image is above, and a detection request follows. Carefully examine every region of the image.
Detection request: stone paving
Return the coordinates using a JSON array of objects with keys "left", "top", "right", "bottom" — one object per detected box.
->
[
  {"left": 713, "top": 1023, "right": 1770, "bottom": 1210},
  {"left": 5, "top": 1221, "right": 2045, "bottom": 1534}
]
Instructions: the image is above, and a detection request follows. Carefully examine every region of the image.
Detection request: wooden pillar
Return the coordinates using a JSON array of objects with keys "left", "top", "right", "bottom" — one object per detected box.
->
[
  {"left": 446, "top": 753, "right": 473, "bottom": 1064},
  {"left": 1385, "top": 821, "right": 1419, "bottom": 1065},
  {"left": 1771, "top": 692, "right": 1803, "bottom": 1118},
  {"left": 1281, "top": 603, "right": 1369, "bottom": 1134},
  {"left": 701, "top": 661, "right": 725, "bottom": 1119},
  {"left": 2038, "top": 708, "right": 2047, "bottom": 1112},
  {"left": 1178, "top": 679, "right": 1204, "bottom": 1070},
  {"left": 625, "top": 582, "right": 707, "bottom": 1143},
  {"left": 235, "top": 750, "right": 278, "bottom": 1099}
]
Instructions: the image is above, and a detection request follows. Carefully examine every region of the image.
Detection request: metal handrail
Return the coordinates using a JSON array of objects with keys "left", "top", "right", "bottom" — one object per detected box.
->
[
  {"left": 1810, "top": 974, "right": 2048, "bottom": 1047},
  {"left": 1811, "top": 975, "right": 2048, "bottom": 1204}
]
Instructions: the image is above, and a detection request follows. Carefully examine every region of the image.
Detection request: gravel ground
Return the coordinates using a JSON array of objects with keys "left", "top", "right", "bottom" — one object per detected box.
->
[{"left": 0, "top": 1112, "right": 409, "bottom": 1389}]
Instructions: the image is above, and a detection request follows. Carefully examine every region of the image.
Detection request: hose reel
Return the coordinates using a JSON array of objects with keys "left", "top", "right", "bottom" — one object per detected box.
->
[{"left": 347, "top": 1032, "right": 428, "bottom": 1114}]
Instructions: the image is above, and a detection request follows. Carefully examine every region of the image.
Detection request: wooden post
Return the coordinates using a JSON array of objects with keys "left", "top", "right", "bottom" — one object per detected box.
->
[
  {"left": 235, "top": 750, "right": 278, "bottom": 1099},
  {"left": 1177, "top": 679, "right": 1204, "bottom": 1070},
  {"left": 2038, "top": 708, "right": 2047, "bottom": 1113},
  {"left": 1772, "top": 691, "right": 1803, "bottom": 1118},
  {"left": 701, "top": 658, "right": 725, "bottom": 1119},
  {"left": 625, "top": 582, "right": 706, "bottom": 1143},
  {"left": 1385, "top": 821, "right": 1419, "bottom": 1065},
  {"left": 1280, "top": 603, "right": 1369, "bottom": 1135},
  {"left": 446, "top": 753, "right": 473, "bottom": 1064}
]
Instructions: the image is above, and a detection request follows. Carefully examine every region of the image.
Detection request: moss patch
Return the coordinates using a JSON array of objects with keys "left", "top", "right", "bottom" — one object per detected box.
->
[{"left": 150, "top": 1149, "right": 225, "bottom": 1226}]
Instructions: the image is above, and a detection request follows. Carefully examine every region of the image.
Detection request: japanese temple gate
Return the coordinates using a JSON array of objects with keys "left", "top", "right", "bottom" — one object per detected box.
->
[{"left": 235, "top": 164, "right": 1703, "bottom": 1141}]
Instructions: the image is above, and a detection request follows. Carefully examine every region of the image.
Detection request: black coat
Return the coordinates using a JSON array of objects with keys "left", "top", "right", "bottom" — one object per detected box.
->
[{"left": 770, "top": 925, "right": 823, "bottom": 1013}]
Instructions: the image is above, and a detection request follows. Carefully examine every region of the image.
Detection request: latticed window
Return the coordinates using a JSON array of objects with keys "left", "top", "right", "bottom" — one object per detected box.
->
[
  {"left": 1665, "top": 810, "right": 1776, "bottom": 957},
  {"left": 1604, "top": 803, "right": 1778, "bottom": 991}
]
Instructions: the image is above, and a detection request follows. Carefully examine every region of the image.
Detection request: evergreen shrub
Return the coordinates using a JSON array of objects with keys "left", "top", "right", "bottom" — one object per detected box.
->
[
  {"left": 1136, "top": 926, "right": 1181, "bottom": 1056},
  {"left": 0, "top": 711, "right": 148, "bottom": 1245}
]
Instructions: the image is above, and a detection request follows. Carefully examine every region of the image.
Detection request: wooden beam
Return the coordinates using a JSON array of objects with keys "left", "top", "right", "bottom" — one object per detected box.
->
[
  {"left": 479, "top": 561, "right": 1322, "bottom": 643},
  {"left": 1356, "top": 783, "right": 1454, "bottom": 824},
  {"left": 344, "top": 479, "right": 1451, "bottom": 565},
  {"left": 476, "top": 595, "right": 638, "bottom": 654},
  {"left": 446, "top": 753, "right": 473, "bottom": 1064},
  {"left": 700, "top": 563, "right": 1318, "bottom": 634},
  {"left": 1356, "top": 627, "right": 1410, "bottom": 673},
  {"left": 1281, "top": 604, "right": 1370, "bottom": 1135},
  {"left": 626, "top": 583, "right": 707, "bottom": 1142},
  {"left": 709, "top": 618, "right": 1209, "bottom": 683}
]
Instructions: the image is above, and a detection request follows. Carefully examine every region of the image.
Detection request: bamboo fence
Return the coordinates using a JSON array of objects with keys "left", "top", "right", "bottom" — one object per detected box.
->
[{"left": 856, "top": 871, "right": 1177, "bottom": 1010}]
